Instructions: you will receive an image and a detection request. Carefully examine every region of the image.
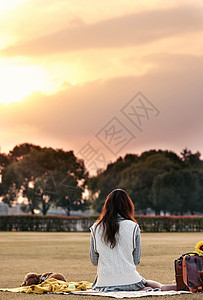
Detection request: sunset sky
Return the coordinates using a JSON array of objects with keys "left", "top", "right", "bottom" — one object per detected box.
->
[{"left": 0, "top": 0, "right": 203, "bottom": 172}]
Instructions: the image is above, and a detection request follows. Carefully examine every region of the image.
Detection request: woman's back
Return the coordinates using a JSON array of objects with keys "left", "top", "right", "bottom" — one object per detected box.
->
[
  {"left": 91, "top": 218, "right": 142, "bottom": 287},
  {"left": 90, "top": 189, "right": 178, "bottom": 292}
]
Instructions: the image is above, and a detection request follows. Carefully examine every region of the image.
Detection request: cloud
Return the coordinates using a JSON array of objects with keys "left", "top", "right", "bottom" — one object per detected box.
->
[
  {"left": 0, "top": 53, "right": 203, "bottom": 159},
  {"left": 2, "top": 5, "right": 203, "bottom": 56}
]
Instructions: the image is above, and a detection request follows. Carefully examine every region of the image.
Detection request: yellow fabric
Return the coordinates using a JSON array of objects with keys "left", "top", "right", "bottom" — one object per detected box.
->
[{"left": 0, "top": 278, "right": 92, "bottom": 294}]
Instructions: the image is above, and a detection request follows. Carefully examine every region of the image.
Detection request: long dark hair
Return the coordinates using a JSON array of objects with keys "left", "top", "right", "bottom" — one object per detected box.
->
[{"left": 96, "top": 189, "right": 137, "bottom": 248}]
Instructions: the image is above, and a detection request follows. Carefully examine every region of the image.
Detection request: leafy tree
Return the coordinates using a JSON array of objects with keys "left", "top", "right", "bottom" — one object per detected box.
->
[
  {"left": 180, "top": 148, "right": 192, "bottom": 161},
  {"left": 119, "top": 153, "right": 179, "bottom": 213},
  {"left": 0, "top": 153, "right": 10, "bottom": 196},
  {"left": 0, "top": 153, "right": 10, "bottom": 168},
  {"left": 2, "top": 183, "right": 18, "bottom": 207},
  {"left": 21, "top": 178, "right": 41, "bottom": 214},
  {"left": 88, "top": 154, "right": 139, "bottom": 212},
  {"left": 1, "top": 144, "right": 88, "bottom": 215},
  {"left": 152, "top": 169, "right": 200, "bottom": 214},
  {"left": 55, "top": 184, "right": 88, "bottom": 215},
  {"left": 192, "top": 169, "right": 203, "bottom": 213},
  {"left": 8, "top": 143, "right": 41, "bottom": 162},
  {"left": 181, "top": 147, "right": 202, "bottom": 168}
]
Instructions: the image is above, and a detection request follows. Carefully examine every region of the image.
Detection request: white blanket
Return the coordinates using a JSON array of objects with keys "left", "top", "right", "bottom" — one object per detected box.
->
[{"left": 70, "top": 289, "right": 191, "bottom": 298}]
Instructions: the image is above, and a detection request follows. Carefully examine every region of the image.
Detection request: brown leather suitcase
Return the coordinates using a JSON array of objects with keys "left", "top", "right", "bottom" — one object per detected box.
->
[{"left": 175, "top": 252, "right": 203, "bottom": 293}]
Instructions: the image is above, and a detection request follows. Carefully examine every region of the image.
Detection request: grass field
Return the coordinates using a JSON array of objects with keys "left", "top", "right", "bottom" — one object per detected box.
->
[{"left": 0, "top": 231, "right": 202, "bottom": 300}]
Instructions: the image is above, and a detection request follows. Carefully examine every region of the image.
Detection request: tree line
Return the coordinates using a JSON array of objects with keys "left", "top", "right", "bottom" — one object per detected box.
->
[
  {"left": 0, "top": 143, "right": 202, "bottom": 215},
  {"left": 88, "top": 148, "right": 203, "bottom": 215}
]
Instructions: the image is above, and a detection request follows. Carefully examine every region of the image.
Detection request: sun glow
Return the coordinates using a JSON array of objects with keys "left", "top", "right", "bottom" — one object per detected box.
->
[
  {"left": 0, "top": 62, "right": 59, "bottom": 104},
  {"left": 0, "top": 0, "right": 26, "bottom": 12}
]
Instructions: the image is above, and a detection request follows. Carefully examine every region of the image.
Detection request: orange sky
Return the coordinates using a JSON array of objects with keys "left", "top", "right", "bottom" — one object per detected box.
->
[{"left": 0, "top": 0, "right": 203, "bottom": 173}]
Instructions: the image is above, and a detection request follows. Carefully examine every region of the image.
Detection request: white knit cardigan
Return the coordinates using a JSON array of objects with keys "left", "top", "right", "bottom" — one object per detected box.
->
[{"left": 90, "top": 220, "right": 143, "bottom": 287}]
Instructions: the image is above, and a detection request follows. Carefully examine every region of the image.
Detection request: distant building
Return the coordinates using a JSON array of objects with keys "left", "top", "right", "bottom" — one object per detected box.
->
[
  {"left": 0, "top": 203, "right": 25, "bottom": 215},
  {"left": 8, "top": 204, "right": 25, "bottom": 215},
  {"left": 0, "top": 203, "right": 9, "bottom": 215}
]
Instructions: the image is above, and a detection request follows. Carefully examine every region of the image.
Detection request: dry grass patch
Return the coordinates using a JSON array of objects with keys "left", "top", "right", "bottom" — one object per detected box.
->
[{"left": 0, "top": 231, "right": 202, "bottom": 300}]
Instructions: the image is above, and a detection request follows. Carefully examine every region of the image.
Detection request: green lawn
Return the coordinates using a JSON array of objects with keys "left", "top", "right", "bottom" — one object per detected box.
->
[{"left": 0, "top": 231, "right": 202, "bottom": 300}]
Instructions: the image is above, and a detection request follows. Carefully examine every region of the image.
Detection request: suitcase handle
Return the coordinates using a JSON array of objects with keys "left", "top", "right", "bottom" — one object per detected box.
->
[{"left": 181, "top": 252, "right": 198, "bottom": 257}]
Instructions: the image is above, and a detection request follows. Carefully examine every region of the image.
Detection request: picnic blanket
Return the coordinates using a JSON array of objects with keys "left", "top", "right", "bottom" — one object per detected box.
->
[
  {"left": 0, "top": 278, "right": 92, "bottom": 294},
  {"left": 0, "top": 279, "right": 192, "bottom": 297},
  {"left": 71, "top": 289, "right": 191, "bottom": 298}
]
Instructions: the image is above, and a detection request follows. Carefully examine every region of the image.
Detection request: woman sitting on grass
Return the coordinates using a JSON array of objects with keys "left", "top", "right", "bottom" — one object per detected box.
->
[{"left": 90, "top": 189, "right": 177, "bottom": 292}]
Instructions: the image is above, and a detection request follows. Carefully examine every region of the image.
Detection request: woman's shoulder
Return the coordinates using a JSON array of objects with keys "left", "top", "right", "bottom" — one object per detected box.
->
[
  {"left": 90, "top": 221, "right": 100, "bottom": 232},
  {"left": 120, "top": 219, "right": 139, "bottom": 229},
  {"left": 118, "top": 214, "right": 139, "bottom": 226}
]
